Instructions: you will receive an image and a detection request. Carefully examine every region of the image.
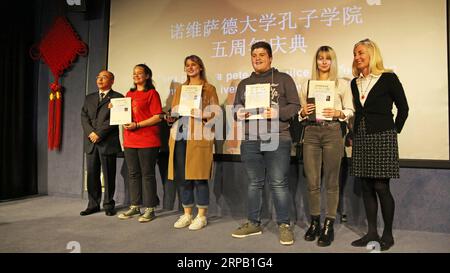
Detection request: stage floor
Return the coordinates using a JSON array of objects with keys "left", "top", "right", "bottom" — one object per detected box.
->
[{"left": 0, "top": 196, "right": 449, "bottom": 253}]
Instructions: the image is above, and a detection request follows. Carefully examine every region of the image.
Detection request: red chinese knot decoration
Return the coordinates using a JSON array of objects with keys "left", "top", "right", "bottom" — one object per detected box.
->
[{"left": 31, "top": 16, "right": 87, "bottom": 150}]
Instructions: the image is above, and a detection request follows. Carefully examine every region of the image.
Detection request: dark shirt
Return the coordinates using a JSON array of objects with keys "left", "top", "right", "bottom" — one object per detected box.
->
[{"left": 351, "top": 72, "right": 409, "bottom": 134}]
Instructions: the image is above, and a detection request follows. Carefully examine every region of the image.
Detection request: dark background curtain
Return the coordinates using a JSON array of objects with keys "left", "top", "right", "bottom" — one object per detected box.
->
[{"left": 0, "top": 2, "right": 38, "bottom": 200}]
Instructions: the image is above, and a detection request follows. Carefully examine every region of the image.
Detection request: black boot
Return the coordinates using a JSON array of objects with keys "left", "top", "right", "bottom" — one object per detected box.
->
[
  {"left": 304, "top": 215, "right": 321, "bottom": 241},
  {"left": 317, "top": 217, "right": 334, "bottom": 247}
]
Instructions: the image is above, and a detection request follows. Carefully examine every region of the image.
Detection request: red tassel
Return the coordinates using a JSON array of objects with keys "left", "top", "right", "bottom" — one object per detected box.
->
[
  {"left": 48, "top": 82, "right": 62, "bottom": 150},
  {"left": 54, "top": 90, "right": 62, "bottom": 149},
  {"left": 48, "top": 91, "right": 55, "bottom": 150}
]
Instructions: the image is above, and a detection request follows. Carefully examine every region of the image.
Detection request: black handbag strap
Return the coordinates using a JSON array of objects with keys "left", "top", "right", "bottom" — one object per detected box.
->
[
  {"left": 298, "top": 80, "right": 310, "bottom": 144},
  {"left": 298, "top": 122, "right": 305, "bottom": 145}
]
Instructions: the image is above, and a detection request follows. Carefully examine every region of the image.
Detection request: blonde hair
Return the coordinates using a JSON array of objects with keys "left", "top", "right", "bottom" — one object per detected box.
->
[
  {"left": 352, "top": 38, "right": 391, "bottom": 77},
  {"left": 311, "top": 46, "right": 339, "bottom": 86},
  {"left": 184, "top": 55, "right": 208, "bottom": 83}
]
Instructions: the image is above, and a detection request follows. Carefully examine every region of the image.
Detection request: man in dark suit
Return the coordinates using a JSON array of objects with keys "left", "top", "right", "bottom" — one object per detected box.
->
[{"left": 80, "top": 70, "right": 124, "bottom": 216}]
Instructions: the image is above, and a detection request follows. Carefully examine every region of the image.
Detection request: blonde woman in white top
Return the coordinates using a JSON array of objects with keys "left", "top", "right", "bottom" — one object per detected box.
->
[{"left": 299, "top": 46, "right": 354, "bottom": 247}]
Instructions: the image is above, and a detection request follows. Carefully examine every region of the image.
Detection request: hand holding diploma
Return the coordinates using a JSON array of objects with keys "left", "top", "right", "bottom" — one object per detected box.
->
[
  {"left": 262, "top": 107, "right": 278, "bottom": 119},
  {"left": 322, "top": 108, "right": 344, "bottom": 119},
  {"left": 190, "top": 108, "right": 202, "bottom": 119},
  {"left": 300, "top": 103, "right": 315, "bottom": 118},
  {"left": 237, "top": 108, "right": 251, "bottom": 120}
]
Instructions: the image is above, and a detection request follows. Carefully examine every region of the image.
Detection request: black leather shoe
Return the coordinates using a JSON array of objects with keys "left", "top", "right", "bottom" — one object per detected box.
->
[
  {"left": 351, "top": 234, "right": 380, "bottom": 247},
  {"left": 105, "top": 209, "right": 116, "bottom": 216},
  {"left": 304, "top": 215, "right": 321, "bottom": 241},
  {"left": 317, "top": 217, "right": 334, "bottom": 247},
  {"left": 380, "top": 239, "right": 394, "bottom": 251},
  {"left": 80, "top": 207, "right": 100, "bottom": 216}
]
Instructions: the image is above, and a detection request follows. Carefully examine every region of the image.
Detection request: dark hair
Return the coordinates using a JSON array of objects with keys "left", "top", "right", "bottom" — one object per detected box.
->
[
  {"left": 184, "top": 55, "right": 207, "bottom": 82},
  {"left": 104, "top": 70, "right": 115, "bottom": 80},
  {"left": 251, "top": 41, "right": 272, "bottom": 58},
  {"left": 131, "top": 63, "right": 155, "bottom": 91}
]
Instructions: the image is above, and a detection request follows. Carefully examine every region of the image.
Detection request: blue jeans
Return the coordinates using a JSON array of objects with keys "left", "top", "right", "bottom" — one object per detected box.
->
[
  {"left": 240, "top": 139, "right": 292, "bottom": 225},
  {"left": 179, "top": 180, "right": 209, "bottom": 208},
  {"left": 175, "top": 140, "right": 209, "bottom": 208}
]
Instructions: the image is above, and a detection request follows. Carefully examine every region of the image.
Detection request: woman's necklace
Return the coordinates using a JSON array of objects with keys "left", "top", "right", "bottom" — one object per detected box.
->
[{"left": 359, "top": 76, "right": 373, "bottom": 100}]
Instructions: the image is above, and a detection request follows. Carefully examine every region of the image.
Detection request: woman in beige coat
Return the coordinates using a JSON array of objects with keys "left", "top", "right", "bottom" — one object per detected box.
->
[{"left": 167, "top": 55, "right": 219, "bottom": 230}]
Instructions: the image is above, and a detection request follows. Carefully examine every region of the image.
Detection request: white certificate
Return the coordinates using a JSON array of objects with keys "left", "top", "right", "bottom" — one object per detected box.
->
[
  {"left": 308, "top": 80, "right": 335, "bottom": 121},
  {"left": 110, "top": 97, "right": 132, "bottom": 125},
  {"left": 245, "top": 83, "right": 271, "bottom": 120},
  {"left": 177, "top": 85, "right": 202, "bottom": 116}
]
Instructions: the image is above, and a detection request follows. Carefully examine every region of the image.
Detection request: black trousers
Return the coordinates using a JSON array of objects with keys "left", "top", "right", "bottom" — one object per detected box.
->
[
  {"left": 124, "top": 147, "right": 160, "bottom": 208},
  {"left": 86, "top": 145, "right": 117, "bottom": 210}
]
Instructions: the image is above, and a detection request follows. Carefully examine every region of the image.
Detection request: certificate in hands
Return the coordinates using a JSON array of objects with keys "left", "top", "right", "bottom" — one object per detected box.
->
[
  {"left": 245, "top": 83, "right": 271, "bottom": 120},
  {"left": 177, "top": 85, "right": 202, "bottom": 116},
  {"left": 110, "top": 97, "right": 132, "bottom": 125},
  {"left": 308, "top": 80, "right": 335, "bottom": 121}
]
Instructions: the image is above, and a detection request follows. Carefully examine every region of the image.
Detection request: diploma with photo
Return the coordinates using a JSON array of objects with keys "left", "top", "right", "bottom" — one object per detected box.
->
[
  {"left": 110, "top": 97, "right": 132, "bottom": 125},
  {"left": 245, "top": 83, "right": 271, "bottom": 120},
  {"left": 308, "top": 80, "right": 335, "bottom": 121},
  {"left": 177, "top": 85, "right": 202, "bottom": 116}
]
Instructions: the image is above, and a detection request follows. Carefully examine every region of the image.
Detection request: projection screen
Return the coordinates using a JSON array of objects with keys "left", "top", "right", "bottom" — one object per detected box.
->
[{"left": 108, "top": 0, "right": 449, "bottom": 162}]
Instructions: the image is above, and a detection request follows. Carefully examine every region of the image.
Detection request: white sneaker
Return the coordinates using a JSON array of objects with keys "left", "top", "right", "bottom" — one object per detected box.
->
[
  {"left": 174, "top": 214, "right": 193, "bottom": 228},
  {"left": 188, "top": 215, "right": 207, "bottom": 230}
]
